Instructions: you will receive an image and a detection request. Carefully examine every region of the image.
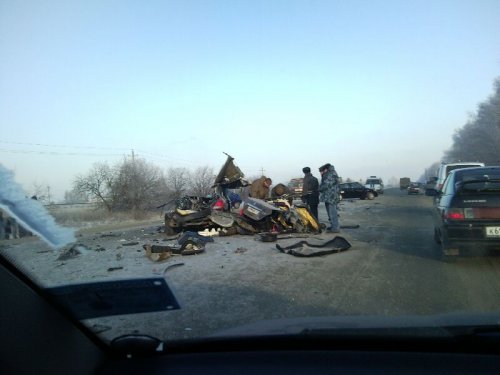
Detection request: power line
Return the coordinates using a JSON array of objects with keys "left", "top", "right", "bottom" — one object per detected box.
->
[
  {"left": 0, "top": 140, "right": 129, "bottom": 151},
  {"left": 0, "top": 140, "right": 206, "bottom": 165},
  {"left": 0, "top": 147, "right": 199, "bottom": 166},
  {"left": 0, "top": 148, "right": 123, "bottom": 157}
]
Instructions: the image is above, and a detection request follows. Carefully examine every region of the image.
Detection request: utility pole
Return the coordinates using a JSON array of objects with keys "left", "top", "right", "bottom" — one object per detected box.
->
[
  {"left": 46, "top": 185, "right": 51, "bottom": 204},
  {"left": 260, "top": 167, "right": 265, "bottom": 176}
]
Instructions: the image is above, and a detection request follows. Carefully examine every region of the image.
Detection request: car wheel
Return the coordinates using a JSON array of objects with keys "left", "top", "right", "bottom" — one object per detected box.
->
[{"left": 366, "top": 192, "right": 375, "bottom": 200}]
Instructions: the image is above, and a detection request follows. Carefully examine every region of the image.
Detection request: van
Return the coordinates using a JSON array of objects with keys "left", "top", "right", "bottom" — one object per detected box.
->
[
  {"left": 364, "top": 176, "right": 384, "bottom": 194},
  {"left": 435, "top": 162, "right": 485, "bottom": 191}
]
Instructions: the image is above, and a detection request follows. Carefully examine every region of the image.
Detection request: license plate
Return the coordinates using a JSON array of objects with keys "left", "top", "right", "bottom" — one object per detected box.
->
[
  {"left": 246, "top": 206, "right": 259, "bottom": 215},
  {"left": 485, "top": 227, "right": 500, "bottom": 237}
]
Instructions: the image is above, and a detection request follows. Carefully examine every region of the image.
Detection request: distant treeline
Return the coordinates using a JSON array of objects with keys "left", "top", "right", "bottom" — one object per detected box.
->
[{"left": 421, "top": 77, "right": 500, "bottom": 181}]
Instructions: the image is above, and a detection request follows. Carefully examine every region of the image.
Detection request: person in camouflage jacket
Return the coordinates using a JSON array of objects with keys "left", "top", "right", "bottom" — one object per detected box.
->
[{"left": 319, "top": 163, "right": 340, "bottom": 232}]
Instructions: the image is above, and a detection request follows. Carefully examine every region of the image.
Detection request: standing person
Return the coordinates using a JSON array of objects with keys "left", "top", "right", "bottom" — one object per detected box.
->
[
  {"left": 318, "top": 163, "right": 340, "bottom": 233},
  {"left": 301, "top": 167, "right": 319, "bottom": 220},
  {"left": 249, "top": 176, "right": 272, "bottom": 200}
]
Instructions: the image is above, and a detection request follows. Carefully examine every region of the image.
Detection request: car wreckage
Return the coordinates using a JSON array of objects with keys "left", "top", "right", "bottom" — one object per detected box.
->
[{"left": 164, "top": 154, "right": 321, "bottom": 236}]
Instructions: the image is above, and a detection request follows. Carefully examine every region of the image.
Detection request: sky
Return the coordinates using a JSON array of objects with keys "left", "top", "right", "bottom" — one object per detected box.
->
[{"left": 1, "top": 0, "right": 499, "bottom": 201}]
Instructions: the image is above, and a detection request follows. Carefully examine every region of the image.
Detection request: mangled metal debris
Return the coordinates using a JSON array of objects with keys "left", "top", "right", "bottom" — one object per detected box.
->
[
  {"left": 163, "top": 154, "right": 321, "bottom": 237},
  {"left": 144, "top": 231, "right": 210, "bottom": 262}
]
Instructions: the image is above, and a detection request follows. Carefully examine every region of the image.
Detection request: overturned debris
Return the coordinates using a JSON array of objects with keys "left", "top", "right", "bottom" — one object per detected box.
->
[
  {"left": 276, "top": 237, "right": 351, "bottom": 257},
  {"left": 143, "top": 240, "right": 206, "bottom": 262},
  {"left": 162, "top": 154, "right": 321, "bottom": 237},
  {"left": 57, "top": 244, "right": 88, "bottom": 260}
]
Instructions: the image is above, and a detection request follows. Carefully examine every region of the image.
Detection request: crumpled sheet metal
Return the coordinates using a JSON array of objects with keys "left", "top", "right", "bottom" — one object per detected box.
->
[
  {"left": 276, "top": 236, "right": 351, "bottom": 257},
  {"left": 144, "top": 241, "right": 205, "bottom": 262}
]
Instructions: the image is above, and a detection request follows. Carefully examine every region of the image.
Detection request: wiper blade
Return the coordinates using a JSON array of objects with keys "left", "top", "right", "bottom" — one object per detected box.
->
[{"left": 0, "top": 164, "right": 75, "bottom": 249}]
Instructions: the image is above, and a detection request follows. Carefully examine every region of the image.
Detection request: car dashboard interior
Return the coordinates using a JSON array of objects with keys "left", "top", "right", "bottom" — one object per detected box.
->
[{"left": 1, "top": 254, "right": 500, "bottom": 374}]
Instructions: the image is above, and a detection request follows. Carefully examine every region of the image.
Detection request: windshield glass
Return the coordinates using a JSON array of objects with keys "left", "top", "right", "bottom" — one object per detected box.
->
[{"left": 1, "top": 1, "right": 500, "bottom": 346}]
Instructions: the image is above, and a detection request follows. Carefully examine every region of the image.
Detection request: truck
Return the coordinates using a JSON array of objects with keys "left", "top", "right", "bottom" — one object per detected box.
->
[{"left": 399, "top": 177, "right": 410, "bottom": 190}]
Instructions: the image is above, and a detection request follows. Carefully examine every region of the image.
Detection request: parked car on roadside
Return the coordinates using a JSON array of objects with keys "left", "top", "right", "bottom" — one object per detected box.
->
[
  {"left": 364, "top": 176, "right": 384, "bottom": 194},
  {"left": 407, "top": 183, "right": 421, "bottom": 195},
  {"left": 339, "top": 182, "right": 378, "bottom": 200},
  {"left": 433, "top": 166, "right": 500, "bottom": 261}
]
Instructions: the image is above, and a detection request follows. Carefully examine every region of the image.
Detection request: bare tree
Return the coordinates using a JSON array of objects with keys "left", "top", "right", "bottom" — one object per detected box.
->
[
  {"left": 166, "top": 167, "right": 190, "bottom": 198},
  {"left": 112, "top": 157, "right": 168, "bottom": 212},
  {"left": 73, "top": 162, "right": 115, "bottom": 211},
  {"left": 419, "top": 162, "right": 441, "bottom": 182},
  {"left": 189, "top": 166, "right": 215, "bottom": 196},
  {"left": 64, "top": 188, "right": 88, "bottom": 204},
  {"left": 444, "top": 78, "right": 500, "bottom": 165},
  {"left": 31, "top": 182, "right": 46, "bottom": 202}
]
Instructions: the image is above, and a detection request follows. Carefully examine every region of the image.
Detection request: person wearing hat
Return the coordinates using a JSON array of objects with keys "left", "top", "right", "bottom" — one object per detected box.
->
[
  {"left": 301, "top": 167, "right": 319, "bottom": 220},
  {"left": 318, "top": 163, "right": 341, "bottom": 233}
]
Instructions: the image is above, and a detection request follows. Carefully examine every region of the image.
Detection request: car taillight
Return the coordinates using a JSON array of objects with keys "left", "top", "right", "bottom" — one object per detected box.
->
[{"left": 444, "top": 208, "right": 465, "bottom": 220}]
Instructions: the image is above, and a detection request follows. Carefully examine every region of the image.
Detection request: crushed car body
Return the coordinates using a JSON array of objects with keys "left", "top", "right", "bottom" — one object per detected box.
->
[{"left": 163, "top": 154, "right": 321, "bottom": 236}]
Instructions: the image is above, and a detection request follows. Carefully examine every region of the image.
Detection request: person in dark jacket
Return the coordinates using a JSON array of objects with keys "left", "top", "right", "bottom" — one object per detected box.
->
[
  {"left": 319, "top": 163, "right": 340, "bottom": 233},
  {"left": 301, "top": 167, "right": 320, "bottom": 220}
]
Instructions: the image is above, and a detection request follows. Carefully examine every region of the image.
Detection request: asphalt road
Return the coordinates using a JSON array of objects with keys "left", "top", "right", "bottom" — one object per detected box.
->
[{"left": 3, "top": 188, "right": 500, "bottom": 342}]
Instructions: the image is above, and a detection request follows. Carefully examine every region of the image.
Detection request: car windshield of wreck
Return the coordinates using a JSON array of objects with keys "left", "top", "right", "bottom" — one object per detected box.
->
[{"left": 1, "top": 1, "right": 500, "bottom": 345}]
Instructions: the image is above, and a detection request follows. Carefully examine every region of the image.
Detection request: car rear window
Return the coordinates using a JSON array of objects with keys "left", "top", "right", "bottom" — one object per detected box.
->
[{"left": 455, "top": 170, "right": 500, "bottom": 191}]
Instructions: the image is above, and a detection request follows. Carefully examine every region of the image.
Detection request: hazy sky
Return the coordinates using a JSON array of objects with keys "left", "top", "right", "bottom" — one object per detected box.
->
[{"left": 1, "top": 0, "right": 499, "bottom": 201}]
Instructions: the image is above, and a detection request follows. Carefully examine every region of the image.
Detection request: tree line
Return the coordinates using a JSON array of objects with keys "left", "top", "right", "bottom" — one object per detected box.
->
[
  {"left": 66, "top": 156, "right": 215, "bottom": 213},
  {"left": 420, "top": 77, "right": 500, "bottom": 181}
]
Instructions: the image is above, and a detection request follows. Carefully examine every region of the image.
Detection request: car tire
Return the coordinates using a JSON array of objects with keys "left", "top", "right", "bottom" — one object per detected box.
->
[{"left": 366, "top": 192, "right": 375, "bottom": 200}]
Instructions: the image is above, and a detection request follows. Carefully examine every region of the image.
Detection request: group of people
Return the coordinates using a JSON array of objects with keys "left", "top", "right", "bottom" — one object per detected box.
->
[{"left": 248, "top": 163, "right": 341, "bottom": 233}]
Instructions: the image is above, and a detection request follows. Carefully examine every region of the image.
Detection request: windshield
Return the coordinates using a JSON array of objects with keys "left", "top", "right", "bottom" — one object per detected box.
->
[{"left": 1, "top": 1, "right": 500, "bottom": 346}]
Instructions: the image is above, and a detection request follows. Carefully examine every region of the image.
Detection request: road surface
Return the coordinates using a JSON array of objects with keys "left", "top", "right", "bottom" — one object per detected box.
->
[{"left": 2, "top": 188, "right": 500, "bottom": 342}]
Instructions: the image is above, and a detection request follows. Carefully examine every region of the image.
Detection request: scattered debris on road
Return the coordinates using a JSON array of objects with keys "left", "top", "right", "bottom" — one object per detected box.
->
[
  {"left": 107, "top": 266, "right": 123, "bottom": 272},
  {"left": 276, "top": 237, "right": 351, "bottom": 257}
]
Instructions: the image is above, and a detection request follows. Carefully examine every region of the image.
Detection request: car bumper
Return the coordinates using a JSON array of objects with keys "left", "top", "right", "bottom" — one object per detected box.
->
[{"left": 442, "top": 222, "right": 500, "bottom": 251}]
